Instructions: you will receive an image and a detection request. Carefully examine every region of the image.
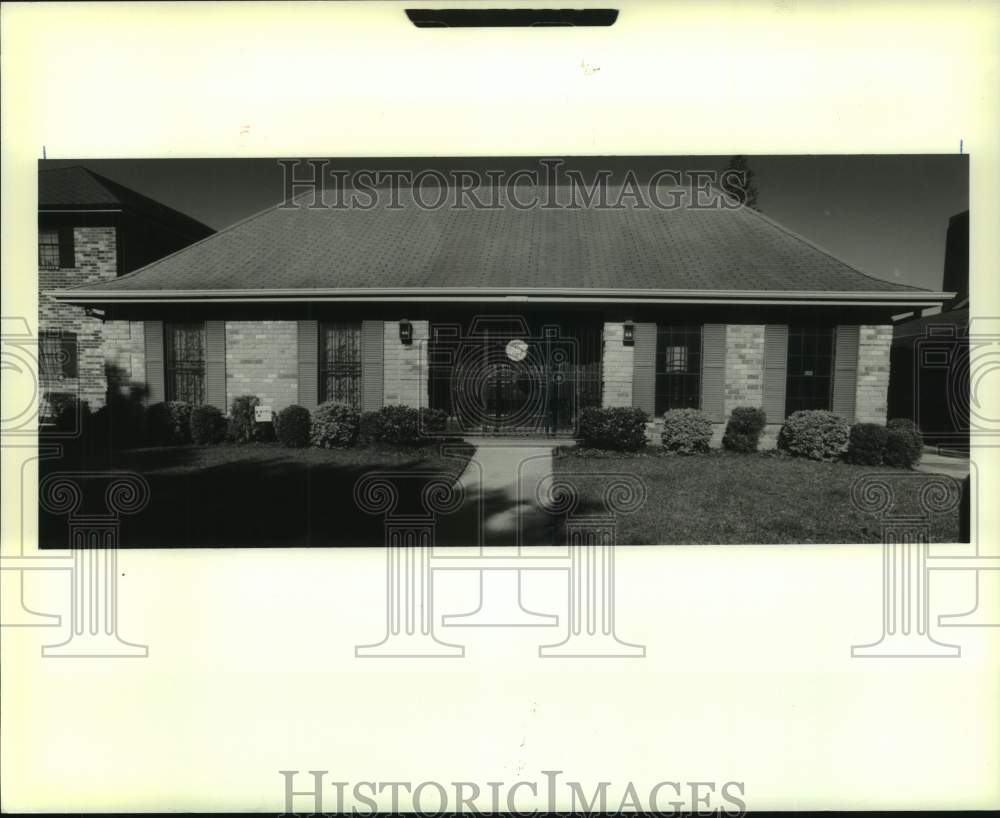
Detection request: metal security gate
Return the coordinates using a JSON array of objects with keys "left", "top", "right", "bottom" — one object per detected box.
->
[{"left": 429, "top": 315, "right": 601, "bottom": 435}]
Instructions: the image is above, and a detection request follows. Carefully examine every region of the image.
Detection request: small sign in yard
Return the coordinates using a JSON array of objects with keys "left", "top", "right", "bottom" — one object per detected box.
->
[{"left": 255, "top": 406, "right": 273, "bottom": 423}]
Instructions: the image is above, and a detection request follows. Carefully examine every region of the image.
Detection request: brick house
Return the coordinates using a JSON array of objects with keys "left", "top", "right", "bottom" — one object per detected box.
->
[
  {"left": 51, "top": 183, "right": 951, "bottom": 443},
  {"left": 38, "top": 166, "right": 213, "bottom": 410}
]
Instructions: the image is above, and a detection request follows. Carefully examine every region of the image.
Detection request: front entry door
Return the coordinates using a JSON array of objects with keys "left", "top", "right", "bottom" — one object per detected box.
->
[{"left": 430, "top": 315, "right": 601, "bottom": 435}]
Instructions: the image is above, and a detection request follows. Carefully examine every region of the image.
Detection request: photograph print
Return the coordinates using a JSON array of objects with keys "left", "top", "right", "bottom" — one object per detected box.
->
[{"left": 36, "top": 155, "right": 970, "bottom": 549}]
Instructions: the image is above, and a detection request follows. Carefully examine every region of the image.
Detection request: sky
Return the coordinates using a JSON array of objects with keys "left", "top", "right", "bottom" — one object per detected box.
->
[{"left": 40, "top": 156, "right": 968, "bottom": 292}]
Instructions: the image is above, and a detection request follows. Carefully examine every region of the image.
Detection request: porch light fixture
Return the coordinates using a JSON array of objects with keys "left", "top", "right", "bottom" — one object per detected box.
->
[
  {"left": 399, "top": 321, "right": 413, "bottom": 345},
  {"left": 623, "top": 323, "right": 635, "bottom": 346}
]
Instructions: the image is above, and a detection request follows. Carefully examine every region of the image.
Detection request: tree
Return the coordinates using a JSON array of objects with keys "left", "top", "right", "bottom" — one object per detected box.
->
[{"left": 722, "top": 155, "right": 759, "bottom": 210}]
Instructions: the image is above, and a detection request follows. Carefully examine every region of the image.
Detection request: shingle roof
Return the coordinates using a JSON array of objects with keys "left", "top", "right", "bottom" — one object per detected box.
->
[
  {"left": 39, "top": 166, "right": 213, "bottom": 237},
  {"left": 63, "top": 182, "right": 934, "bottom": 299}
]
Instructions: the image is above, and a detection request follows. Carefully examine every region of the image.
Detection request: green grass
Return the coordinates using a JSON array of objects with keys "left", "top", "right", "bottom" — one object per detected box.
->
[{"left": 553, "top": 448, "right": 961, "bottom": 544}]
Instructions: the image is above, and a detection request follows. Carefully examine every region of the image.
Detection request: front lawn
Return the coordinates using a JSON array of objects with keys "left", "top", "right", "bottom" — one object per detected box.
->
[
  {"left": 40, "top": 441, "right": 474, "bottom": 548},
  {"left": 553, "top": 449, "right": 961, "bottom": 544}
]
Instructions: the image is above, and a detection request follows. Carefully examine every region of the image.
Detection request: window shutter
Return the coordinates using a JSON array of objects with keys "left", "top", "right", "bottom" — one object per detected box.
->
[
  {"left": 762, "top": 325, "right": 788, "bottom": 423},
  {"left": 701, "top": 324, "right": 726, "bottom": 422},
  {"left": 58, "top": 226, "right": 76, "bottom": 268},
  {"left": 832, "top": 325, "right": 859, "bottom": 422},
  {"left": 631, "top": 322, "right": 656, "bottom": 416},
  {"left": 144, "top": 321, "right": 165, "bottom": 403},
  {"left": 361, "top": 320, "right": 384, "bottom": 411},
  {"left": 205, "top": 321, "right": 227, "bottom": 411},
  {"left": 297, "top": 320, "right": 319, "bottom": 409}
]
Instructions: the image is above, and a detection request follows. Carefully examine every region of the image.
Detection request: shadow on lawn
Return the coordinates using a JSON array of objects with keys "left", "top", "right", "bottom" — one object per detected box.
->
[{"left": 39, "top": 444, "right": 469, "bottom": 549}]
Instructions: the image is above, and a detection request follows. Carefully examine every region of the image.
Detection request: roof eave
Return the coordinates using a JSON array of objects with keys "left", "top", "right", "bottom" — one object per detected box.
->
[{"left": 51, "top": 287, "right": 954, "bottom": 308}]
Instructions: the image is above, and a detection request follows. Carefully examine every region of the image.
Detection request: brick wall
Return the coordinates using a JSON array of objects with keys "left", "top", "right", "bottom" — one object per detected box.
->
[
  {"left": 225, "top": 321, "right": 298, "bottom": 411},
  {"left": 38, "top": 226, "right": 118, "bottom": 409},
  {"left": 383, "top": 320, "right": 428, "bottom": 407},
  {"left": 724, "top": 324, "right": 765, "bottom": 416},
  {"left": 101, "top": 321, "right": 146, "bottom": 398},
  {"left": 601, "top": 322, "right": 633, "bottom": 407},
  {"left": 855, "top": 324, "right": 893, "bottom": 423}
]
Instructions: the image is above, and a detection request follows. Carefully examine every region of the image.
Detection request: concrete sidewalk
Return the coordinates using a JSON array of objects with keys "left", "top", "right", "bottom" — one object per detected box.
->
[{"left": 915, "top": 451, "right": 970, "bottom": 480}]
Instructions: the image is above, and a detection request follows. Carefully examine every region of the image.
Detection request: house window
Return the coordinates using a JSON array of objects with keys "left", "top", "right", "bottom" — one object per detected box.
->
[
  {"left": 38, "top": 226, "right": 75, "bottom": 268},
  {"left": 785, "top": 325, "right": 835, "bottom": 414},
  {"left": 39, "top": 331, "right": 78, "bottom": 380},
  {"left": 320, "top": 322, "right": 362, "bottom": 407},
  {"left": 164, "top": 322, "right": 206, "bottom": 405},
  {"left": 38, "top": 229, "right": 61, "bottom": 268},
  {"left": 655, "top": 325, "right": 702, "bottom": 414}
]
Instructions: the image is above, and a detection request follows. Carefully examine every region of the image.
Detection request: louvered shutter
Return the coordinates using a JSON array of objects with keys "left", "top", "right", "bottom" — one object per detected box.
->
[
  {"left": 361, "top": 320, "right": 384, "bottom": 411},
  {"left": 205, "top": 321, "right": 227, "bottom": 411},
  {"left": 631, "top": 322, "right": 656, "bottom": 416},
  {"left": 144, "top": 321, "right": 165, "bottom": 403},
  {"left": 297, "top": 320, "right": 319, "bottom": 409},
  {"left": 58, "top": 226, "right": 76, "bottom": 268},
  {"left": 832, "top": 325, "right": 860, "bottom": 422},
  {"left": 762, "top": 325, "right": 788, "bottom": 423},
  {"left": 701, "top": 324, "right": 726, "bottom": 422}
]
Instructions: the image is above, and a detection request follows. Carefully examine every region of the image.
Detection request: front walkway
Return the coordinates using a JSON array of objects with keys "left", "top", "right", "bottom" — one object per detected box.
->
[
  {"left": 436, "top": 437, "right": 567, "bottom": 626},
  {"left": 915, "top": 450, "right": 970, "bottom": 480}
]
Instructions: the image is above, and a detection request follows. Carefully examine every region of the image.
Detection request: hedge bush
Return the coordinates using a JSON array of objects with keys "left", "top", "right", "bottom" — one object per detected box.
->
[
  {"left": 356, "top": 405, "right": 444, "bottom": 445},
  {"left": 358, "top": 410, "right": 381, "bottom": 444},
  {"left": 146, "top": 401, "right": 193, "bottom": 445},
  {"left": 777, "top": 410, "right": 849, "bottom": 461},
  {"left": 884, "top": 417, "right": 923, "bottom": 468},
  {"left": 229, "top": 395, "right": 260, "bottom": 443},
  {"left": 275, "top": 404, "right": 311, "bottom": 447},
  {"left": 92, "top": 393, "right": 147, "bottom": 449},
  {"left": 310, "top": 401, "right": 359, "bottom": 447},
  {"left": 661, "top": 408, "right": 713, "bottom": 454},
  {"left": 722, "top": 406, "right": 767, "bottom": 453},
  {"left": 42, "top": 392, "right": 89, "bottom": 433},
  {"left": 845, "top": 422, "right": 888, "bottom": 465},
  {"left": 419, "top": 407, "right": 448, "bottom": 436},
  {"left": 190, "top": 404, "right": 226, "bottom": 445},
  {"left": 577, "top": 406, "right": 648, "bottom": 451}
]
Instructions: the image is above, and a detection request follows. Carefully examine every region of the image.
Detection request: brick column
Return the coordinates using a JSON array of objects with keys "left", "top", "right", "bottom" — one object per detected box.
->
[
  {"left": 855, "top": 325, "right": 893, "bottom": 424},
  {"left": 601, "top": 323, "right": 633, "bottom": 408},
  {"left": 383, "top": 320, "right": 428, "bottom": 407},
  {"left": 225, "top": 321, "right": 299, "bottom": 410},
  {"left": 723, "top": 324, "right": 765, "bottom": 417}
]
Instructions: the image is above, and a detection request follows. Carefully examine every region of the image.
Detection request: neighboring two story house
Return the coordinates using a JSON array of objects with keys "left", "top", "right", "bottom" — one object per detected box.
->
[{"left": 38, "top": 165, "right": 213, "bottom": 411}]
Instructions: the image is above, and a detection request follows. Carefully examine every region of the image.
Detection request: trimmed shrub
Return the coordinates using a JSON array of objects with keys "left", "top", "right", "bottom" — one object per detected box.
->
[
  {"left": 358, "top": 410, "right": 381, "bottom": 444},
  {"left": 661, "top": 408, "right": 713, "bottom": 454},
  {"left": 310, "top": 401, "right": 359, "bottom": 447},
  {"left": 42, "top": 392, "right": 89, "bottom": 433},
  {"left": 146, "top": 401, "right": 193, "bottom": 445},
  {"left": 88, "top": 394, "right": 146, "bottom": 450},
  {"left": 846, "top": 422, "right": 888, "bottom": 465},
  {"left": 275, "top": 404, "right": 311, "bottom": 447},
  {"left": 190, "top": 404, "right": 226, "bottom": 445},
  {"left": 361, "top": 405, "right": 436, "bottom": 446},
  {"left": 229, "top": 395, "right": 260, "bottom": 443},
  {"left": 884, "top": 417, "right": 923, "bottom": 468},
  {"left": 577, "top": 406, "right": 648, "bottom": 451},
  {"left": 722, "top": 406, "right": 767, "bottom": 453},
  {"left": 419, "top": 407, "right": 448, "bottom": 436},
  {"left": 778, "top": 410, "right": 849, "bottom": 461}
]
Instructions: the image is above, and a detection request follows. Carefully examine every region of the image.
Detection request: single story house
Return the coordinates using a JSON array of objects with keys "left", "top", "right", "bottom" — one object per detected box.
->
[{"left": 52, "top": 182, "right": 952, "bottom": 443}]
